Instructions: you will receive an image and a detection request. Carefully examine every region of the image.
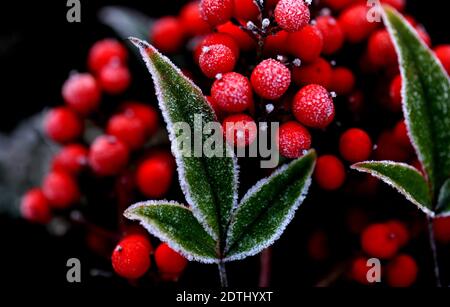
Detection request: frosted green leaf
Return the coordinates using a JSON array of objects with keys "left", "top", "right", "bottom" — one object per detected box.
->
[
  {"left": 383, "top": 7, "right": 450, "bottom": 194},
  {"left": 436, "top": 179, "right": 450, "bottom": 217},
  {"left": 352, "top": 161, "right": 433, "bottom": 216},
  {"left": 129, "top": 38, "right": 238, "bottom": 242},
  {"left": 124, "top": 201, "right": 219, "bottom": 263},
  {"left": 224, "top": 150, "right": 316, "bottom": 261}
]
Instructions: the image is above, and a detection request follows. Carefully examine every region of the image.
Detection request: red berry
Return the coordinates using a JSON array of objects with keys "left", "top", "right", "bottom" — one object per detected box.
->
[
  {"left": 392, "top": 120, "right": 411, "bottom": 149},
  {"left": 367, "top": 29, "right": 397, "bottom": 68},
  {"left": 106, "top": 113, "right": 147, "bottom": 150},
  {"left": 20, "top": 188, "right": 51, "bottom": 223},
  {"left": 361, "top": 223, "right": 399, "bottom": 259},
  {"left": 52, "top": 144, "right": 88, "bottom": 175},
  {"left": 381, "top": 0, "right": 405, "bottom": 11},
  {"left": 155, "top": 243, "right": 188, "bottom": 281},
  {"left": 222, "top": 114, "right": 257, "bottom": 147},
  {"left": 206, "top": 95, "right": 223, "bottom": 118},
  {"left": 112, "top": 235, "right": 151, "bottom": 279},
  {"left": 179, "top": 1, "right": 211, "bottom": 36},
  {"left": 151, "top": 17, "right": 185, "bottom": 54},
  {"left": 322, "top": 0, "right": 357, "bottom": 11},
  {"left": 350, "top": 256, "right": 371, "bottom": 285},
  {"left": 211, "top": 72, "right": 253, "bottom": 113},
  {"left": 119, "top": 102, "right": 159, "bottom": 136},
  {"left": 199, "top": 44, "right": 236, "bottom": 78},
  {"left": 338, "top": 4, "right": 378, "bottom": 43},
  {"left": 433, "top": 216, "right": 450, "bottom": 244},
  {"left": 292, "top": 84, "right": 335, "bottom": 129},
  {"left": 287, "top": 25, "right": 323, "bottom": 63},
  {"left": 136, "top": 151, "right": 175, "bottom": 198},
  {"left": 386, "top": 220, "right": 409, "bottom": 248},
  {"left": 278, "top": 121, "right": 311, "bottom": 158},
  {"left": 386, "top": 254, "right": 418, "bottom": 287},
  {"left": 329, "top": 67, "right": 355, "bottom": 96},
  {"left": 339, "top": 128, "right": 372, "bottom": 162},
  {"left": 274, "top": 0, "right": 310, "bottom": 33},
  {"left": 124, "top": 233, "right": 153, "bottom": 254},
  {"left": 292, "top": 57, "right": 332, "bottom": 88},
  {"left": 217, "top": 21, "right": 256, "bottom": 51},
  {"left": 44, "top": 107, "right": 83, "bottom": 144},
  {"left": 194, "top": 33, "right": 239, "bottom": 63},
  {"left": 98, "top": 63, "right": 131, "bottom": 94},
  {"left": 42, "top": 171, "right": 80, "bottom": 209},
  {"left": 232, "top": 0, "right": 260, "bottom": 21},
  {"left": 316, "top": 15, "right": 344, "bottom": 55},
  {"left": 88, "top": 39, "right": 128, "bottom": 73},
  {"left": 314, "top": 155, "right": 346, "bottom": 190},
  {"left": 200, "top": 0, "right": 234, "bottom": 26},
  {"left": 389, "top": 74, "right": 402, "bottom": 112},
  {"left": 89, "top": 135, "right": 129, "bottom": 176},
  {"left": 62, "top": 73, "right": 101, "bottom": 116},
  {"left": 307, "top": 230, "right": 329, "bottom": 261},
  {"left": 251, "top": 59, "right": 291, "bottom": 100},
  {"left": 263, "top": 30, "right": 289, "bottom": 56},
  {"left": 434, "top": 45, "right": 450, "bottom": 75},
  {"left": 374, "top": 131, "right": 411, "bottom": 162}
]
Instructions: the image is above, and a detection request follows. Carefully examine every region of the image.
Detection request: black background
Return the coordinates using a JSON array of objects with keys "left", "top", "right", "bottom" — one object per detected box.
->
[{"left": 0, "top": 0, "right": 448, "bottom": 290}]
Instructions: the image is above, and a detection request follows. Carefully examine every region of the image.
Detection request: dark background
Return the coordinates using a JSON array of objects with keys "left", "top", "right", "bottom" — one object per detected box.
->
[{"left": 0, "top": 0, "right": 448, "bottom": 290}]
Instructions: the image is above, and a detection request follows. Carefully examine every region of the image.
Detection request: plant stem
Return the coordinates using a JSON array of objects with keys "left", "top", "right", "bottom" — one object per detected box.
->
[
  {"left": 427, "top": 216, "right": 442, "bottom": 287},
  {"left": 218, "top": 262, "right": 229, "bottom": 287},
  {"left": 259, "top": 248, "right": 272, "bottom": 287}
]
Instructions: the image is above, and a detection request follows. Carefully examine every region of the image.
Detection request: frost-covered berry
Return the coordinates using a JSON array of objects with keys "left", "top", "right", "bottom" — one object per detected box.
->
[
  {"left": 42, "top": 171, "right": 80, "bottom": 209},
  {"left": 222, "top": 114, "right": 257, "bottom": 147},
  {"left": 179, "top": 1, "right": 211, "bottom": 36},
  {"left": 62, "top": 73, "right": 101, "bottom": 116},
  {"left": 329, "top": 67, "right": 355, "bottom": 96},
  {"left": 292, "top": 57, "right": 332, "bottom": 88},
  {"left": 200, "top": 0, "right": 234, "bottom": 26},
  {"left": 361, "top": 223, "right": 399, "bottom": 259},
  {"left": 287, "top": 25, "right": 323, "bottom": 63},
  {"left": 52, "top": 144, "right": 88, "bottom": 175},
  {"left": 263, "top": 30, "right": 289, "bottom": 56},
  {"left": 314, "top": 155, "right": 346, "bottom": 190},
  {"left": 367, "top": 29, "right": 397, "bottom": 67},
  {"left": 274, "top": 0, "right": 310, "bottom": 33},
  {"left": 119, "top": 102, "right": 159, "bottom": 136},
  {"left": 98, "top": 63, "right": 131, "bottom": 94},
  {"left": 44, "top": 107, "right": 83, "bottom": 144},
  {"left": 136, "top": 151, "right": 175, "bottom": 198},
  {"left": 389, "top": 74, "right": 402, "bottom": 112},
  {"left": 199, "top": 44, "right": 236, "bottom": 78},
  {"left": 251, "top": 59, "right": 291, "bottom": 100},
  {"left": 232, "top": 0, "right": 260, "bottom": 21},
  {"left": 339, "top": 128, "right": 372, "bottom": 162},
  {"left": 316, "top": 15, "right": 344, "bottom": 55},
  {"left": 194, "top": 33, "right": 239, "bottom": 65},
  {"left": 292, "top": 84, "right": 335, "bottom": 129},
  {"left": 151, "top": 17, "right": 185, "bottom": 54},
  {"left": 434, "top": 45, "right": 450, "bottom": 75},
  {"left": 20, "top": 188, "right": 51, "bottom": 223},
  {"left": 338, "top": 4, "right": 378, "bottom": 43},
  {"left": 211, "top": 72, "right": 253, "bottom": 113},
  {"left": 112, "top": 235, "right": 151, "bottom": 279},
  {"left": 278, "top": 121, "right": 311, "bottom": 158},
  {"left": 217, "top": 21, "right": 256, "bottom": 51},
  {"left": 88, "top": 39, "right": 128, "bottom": 73},
  {"left": 89, "top": 135, "right": 129, "bottom": 176},
  {"left": 386, "top": 254, "right": 418, "bottom": 287},
  {"left": 106, "top": 113, "right": 148, "bottom": 150},
  {"left": 155, "top": 243, "right": 188, "bottom": 281}
]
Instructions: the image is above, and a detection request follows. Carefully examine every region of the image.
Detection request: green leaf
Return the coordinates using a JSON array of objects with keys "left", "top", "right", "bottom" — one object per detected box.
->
[
  {"left": 436, "top": 179, "right": 450, "bottom": 217},
  {"left": 224, "top": 150, "right": 316, "bottom": 261},
  {"left": 129, "top": 38, "right": 238, "bottom": 243},
  {"left": 383, "top": 7, "right": 450, "bottom": 193},
  {"left": 98, "top": 6, "right": 154, "bottom": 40},
  {"left": 124, "top": 201, "right": 219, "bottom": 263},
  {"left": 352, "top": 161, "right": 433, "bottom": 216}
]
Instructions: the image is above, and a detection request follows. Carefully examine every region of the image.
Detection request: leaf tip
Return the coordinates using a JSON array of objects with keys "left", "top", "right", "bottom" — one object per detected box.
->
[{"left": 128, "top": 37, "right": 156, "bottom": 56}]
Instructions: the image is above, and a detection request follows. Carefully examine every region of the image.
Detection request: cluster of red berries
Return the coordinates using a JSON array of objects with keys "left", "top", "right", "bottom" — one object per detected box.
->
[
  {"left": 350, "top": 221, "right": 418, "bottom": 287},
  {"left": 111, "top": 232, "right": 187, "bottom": 280}
]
